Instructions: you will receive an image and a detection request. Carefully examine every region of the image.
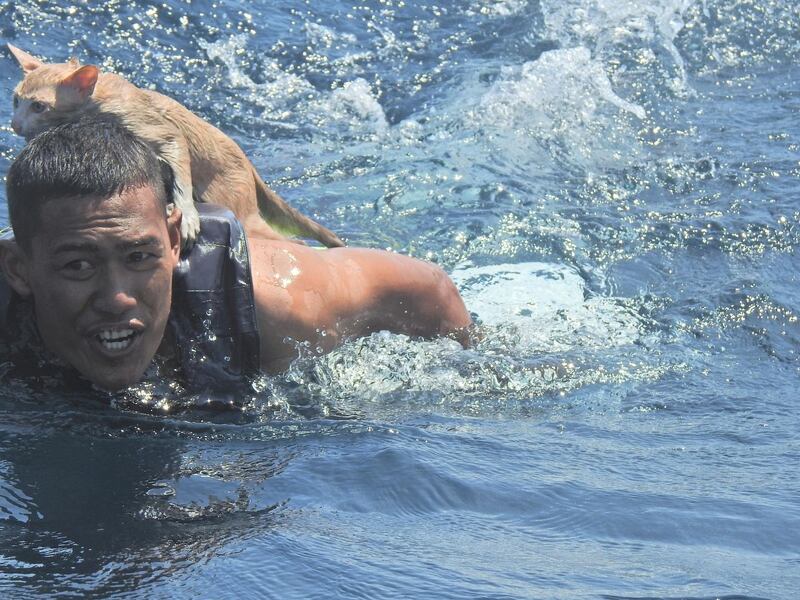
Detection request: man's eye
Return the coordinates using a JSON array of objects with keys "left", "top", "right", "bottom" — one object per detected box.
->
[
  {"left": 31, "top": 101, "right": 47, "bottom": 113},
  {"left": 60, "top": 260, "right": 94, "bottom": 277},
  {"left": 127, "top": 251, "right": 157, "bottom": 266},
  {"left": 64, "top": 259, "right": 92, "bottom": 270}
]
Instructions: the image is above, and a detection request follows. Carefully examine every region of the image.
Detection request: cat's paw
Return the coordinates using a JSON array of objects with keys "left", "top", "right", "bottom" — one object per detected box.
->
[{"left": 180, "top": 205, "right": 201, "bottom": 249}]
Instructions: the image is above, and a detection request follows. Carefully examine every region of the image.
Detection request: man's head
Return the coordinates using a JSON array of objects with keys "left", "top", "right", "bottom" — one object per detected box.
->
[
  {"left": 6, "top": 116, "right": 174, "bottom": 253},
  {"left": 1, "top": 118, "right": 182, "bottom": 390}
]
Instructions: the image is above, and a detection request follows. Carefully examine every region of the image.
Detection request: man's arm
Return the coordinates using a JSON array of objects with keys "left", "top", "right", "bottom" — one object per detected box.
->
[{"left": 246, "top": 239, "right": 472, "bottom": 372}]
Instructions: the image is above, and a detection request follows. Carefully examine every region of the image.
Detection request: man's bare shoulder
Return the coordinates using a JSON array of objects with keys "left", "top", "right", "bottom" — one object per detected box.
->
[
  {"left": 247, "top": 238, "right": 452, "bottom": 309},
  {"left": 245, "top": 237, "right": 472, "bottom": 372}
]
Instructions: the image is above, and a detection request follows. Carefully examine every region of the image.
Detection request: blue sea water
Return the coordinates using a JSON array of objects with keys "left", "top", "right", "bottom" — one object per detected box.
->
[{"left": 1, "top": 0, "right": 799, "bottom": 597}]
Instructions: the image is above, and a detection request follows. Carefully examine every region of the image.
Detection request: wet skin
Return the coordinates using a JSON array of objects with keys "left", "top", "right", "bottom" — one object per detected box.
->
[
  {"left": 248, "top": 238, "right": 473, "bottom": 371},
  {"left": 0, "top": 187, "right": 181, "bottom": 390}
]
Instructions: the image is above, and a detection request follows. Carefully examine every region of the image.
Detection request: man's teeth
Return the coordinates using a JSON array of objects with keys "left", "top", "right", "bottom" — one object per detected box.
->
[
  {"left": 97, "top": 329, "right": 135, "bottom": 350},
  {"left": 99, "top": 329, "right": 133, "bottom": 341}
]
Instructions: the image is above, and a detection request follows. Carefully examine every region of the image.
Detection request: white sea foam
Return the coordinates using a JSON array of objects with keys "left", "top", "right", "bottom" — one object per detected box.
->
[
  {"left": 474, "top": 47, "right": 645, "bottom": 170},
  {"left": 452, "top": 261, "right": 645, "bottom": 353},
  {"left": 541, "top": 0, "right": 693, "bottom": 46},
  {"left": 467, "top": 0, "right": 529, "bottom": 17},
  {"left": 309, "top": 78, "right": 389, "bottom": 138},
  {"left": 304, "top": 22, "right": 357, "bottom": 49},
  {"left": 540, "top": 0, "right": 694, "bottom": 93},
  {"left": 198, "top": 35, "right": 313, "bottom": 120},
  {"left": 199, "top": 36, "right": 389, "bottom": 139},
  {"left": 481, "top": 47, "right": 645, "bottom": 122}
]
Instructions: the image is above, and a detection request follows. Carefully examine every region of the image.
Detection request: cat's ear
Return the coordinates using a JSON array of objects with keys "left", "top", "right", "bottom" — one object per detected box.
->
[
  {"left": 60, "top": 65, "right": 99, "bottom": 98},
  {"left": 7, "top": 44, "right": 44, "bottom": 74}
]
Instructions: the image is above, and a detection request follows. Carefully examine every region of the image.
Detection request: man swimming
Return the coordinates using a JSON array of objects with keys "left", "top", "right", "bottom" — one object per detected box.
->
[{"left": 0, "top": 118, "right": 472, "bottom": 393}]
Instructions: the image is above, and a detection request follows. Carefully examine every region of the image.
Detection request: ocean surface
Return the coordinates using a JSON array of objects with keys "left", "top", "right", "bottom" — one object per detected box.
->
[{"left": 1, "top": 0, "right": 799, "bottom": 598}]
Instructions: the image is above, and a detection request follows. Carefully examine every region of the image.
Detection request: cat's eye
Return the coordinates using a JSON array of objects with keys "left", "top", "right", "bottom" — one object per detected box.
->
[{"left": 31, "top": 101, "right": 47, "bottom": 113}]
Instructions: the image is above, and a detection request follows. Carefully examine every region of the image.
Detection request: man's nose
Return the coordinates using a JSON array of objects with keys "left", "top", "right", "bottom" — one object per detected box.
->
[{"left": 91, "top": 269, "right": 138, "bottom": 315}]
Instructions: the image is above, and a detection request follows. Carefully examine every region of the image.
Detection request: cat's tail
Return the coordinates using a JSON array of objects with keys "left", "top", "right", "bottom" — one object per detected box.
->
[{"left": 252, "top": 169, "right": 345, "bottom": 248}]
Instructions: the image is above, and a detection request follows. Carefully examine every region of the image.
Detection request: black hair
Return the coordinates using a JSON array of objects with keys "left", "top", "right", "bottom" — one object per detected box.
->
[{"left": 5, "top": 116, "right": 174, "bottom": 252}]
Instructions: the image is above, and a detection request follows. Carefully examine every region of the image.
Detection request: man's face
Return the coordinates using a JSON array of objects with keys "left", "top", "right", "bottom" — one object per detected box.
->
[{"left": 10, "top": 185, "right": 181, "bottom": 390}]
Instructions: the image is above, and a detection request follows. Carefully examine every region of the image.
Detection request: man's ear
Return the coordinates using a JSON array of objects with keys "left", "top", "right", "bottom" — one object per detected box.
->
[
  {"left": 166, "top": 204, "right": 182, "bottom": 265},
  {"left": 7, "top": 44, "right": 44, "bottom": 74},
  {"left": 0, "top": 239, "right": 32, "bottom": 296},
  {"left": 59, "top": 65, "right": 99, "bottom": 99}
]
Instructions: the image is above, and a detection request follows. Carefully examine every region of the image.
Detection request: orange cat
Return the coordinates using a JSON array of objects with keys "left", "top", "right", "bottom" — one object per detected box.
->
[{"left": 7, "top": 44, "right": 344, "bottom": 248}]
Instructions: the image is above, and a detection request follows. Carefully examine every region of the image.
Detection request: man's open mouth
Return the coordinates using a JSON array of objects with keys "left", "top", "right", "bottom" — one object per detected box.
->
[{"left": 96, "top": 328, "right": 138, "bottom": 351}]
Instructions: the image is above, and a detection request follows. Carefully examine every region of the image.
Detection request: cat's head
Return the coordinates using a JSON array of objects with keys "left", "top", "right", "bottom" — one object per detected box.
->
[{"left": 8, "top": 44, "right": 100, "bottom": 140}]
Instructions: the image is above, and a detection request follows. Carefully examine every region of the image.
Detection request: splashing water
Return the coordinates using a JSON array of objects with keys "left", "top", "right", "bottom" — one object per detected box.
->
[{"left": 1, "top": 0, "right": 799, "bottom": 598}]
